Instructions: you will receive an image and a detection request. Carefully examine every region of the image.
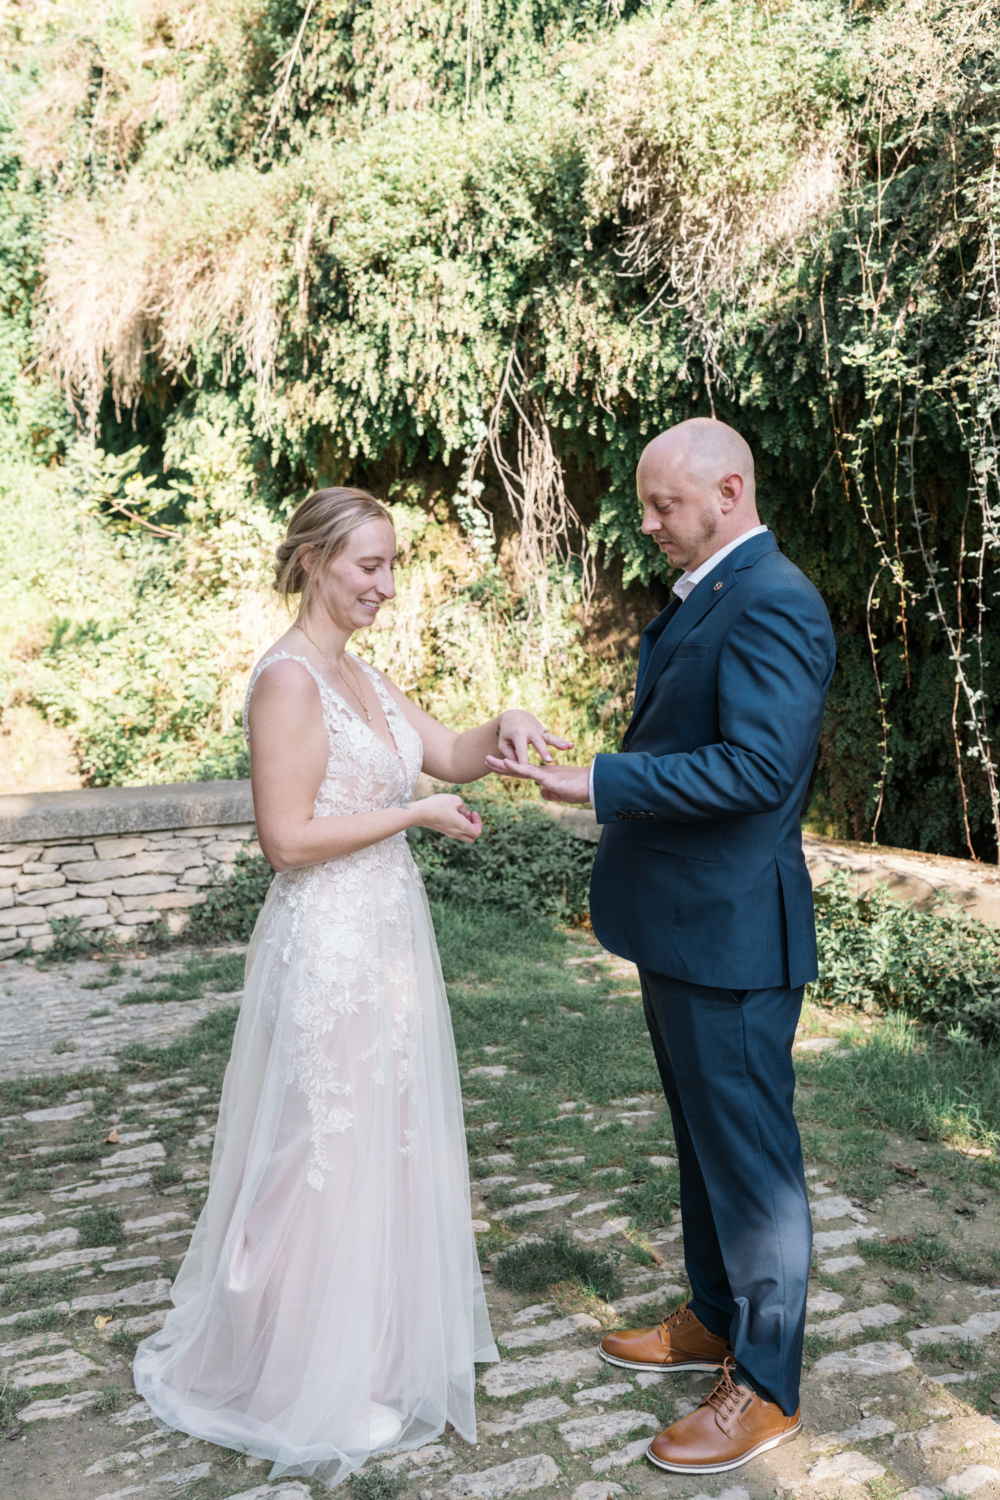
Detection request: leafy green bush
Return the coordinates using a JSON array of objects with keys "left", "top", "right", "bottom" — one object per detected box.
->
[
  {"left": 813, "top": 873, "right": 1000, "bottom": 1038},
  {"left": 186, "top": 848, "right": 275, "bottom": 945},
  {"left": 42, "top": 916, "right": 106, "bottom": 964},
  {"left": 408, "top": 791, "right": 594, "bottom": 922}
]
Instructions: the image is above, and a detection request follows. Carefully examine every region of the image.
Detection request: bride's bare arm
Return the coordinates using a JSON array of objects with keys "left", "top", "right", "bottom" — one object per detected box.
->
[
  {"left": 248, "top": 660, "right": 481, "bottom": 871},
  {"left": 374, "top": 672, "right": 572, "bottom": 783}
]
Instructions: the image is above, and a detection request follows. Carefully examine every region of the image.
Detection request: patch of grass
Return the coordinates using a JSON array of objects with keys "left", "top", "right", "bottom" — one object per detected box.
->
[
  {"left": 615, "top": 1169, "right": 681, "bottom": 1231},
  {"left": 863, "top": 1480, "right": 904, "bottom": 1500},
  {"left": 0, "top": 1270, "right": 82, "bottom": 1306},
  {"left": 0, "top": 1380, "right": 31, "bottom": 1430},
  {"left": 959, "top": 1370, "right": 1000, "bottom": 1414},
  {"left": 92, "top": 1384, "right": 126, "bottom": 1414},
  {"left": 796, "top": 1013, "right": 1000, "bottom": 1155},
  {"left": 437, "top": 903, "right": 659, "bottom": 1129},
  {"left": 119, "top": 1004, "right": 240, "bottom": 1090},
  {"left": 492, "top": 1229, "right": 625, "bottom": 1303},
  {"left": 802, "top": 1332, "right": 829, "bottom": 1362},
  {"left": 82, "top": 961, "right": 125, "bottom": 991},
  {"left": 349, "top": 1463, "right": 409, "bottom": 1500},
  {"left": 912, "top": 1341, "right": 957, "bottom": 1364},
  {"left": 77, "top": 1207, "right": 125, "bottom": 1248},
  {"left": 862, "top": 1232, "right": 949, "bottom": 1273},
  {"left": 51, "top": 1038, "right": 77, "bottom": 1055},
  {"left": 105, "top": 1324, "right": 144, "bottom": 1359},
  {"left": 119, "top": 951, "right": 245, "bottom": 1006},
  {"left": 39, "top": 1143, "right": 103, "bottom": 1165},
  {"left": 0, "top": 1069, "right": 109, "bottom": 1114},
  {"left": 474, "top": 1225, "right": 515, "bottom": 1268},
  {"left": 882, "top": 1280, "right": 916, "bottom": 1305},
  {"left": 150, "top": 1161, "right": 185, "bottom": 1190}
]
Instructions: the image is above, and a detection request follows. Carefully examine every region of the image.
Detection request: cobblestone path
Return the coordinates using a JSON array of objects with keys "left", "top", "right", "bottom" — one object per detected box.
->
[
  {"left": 0, "top": 948, "right": 244, "bottom": 1079},
  {"left": 1, "top": 940, "right": 999, "bottom": 1500}
]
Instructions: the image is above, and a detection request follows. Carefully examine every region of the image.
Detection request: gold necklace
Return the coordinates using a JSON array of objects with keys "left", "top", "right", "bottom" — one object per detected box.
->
[{"left": 294, "top": 623, "right": 371, "bottom": 723}]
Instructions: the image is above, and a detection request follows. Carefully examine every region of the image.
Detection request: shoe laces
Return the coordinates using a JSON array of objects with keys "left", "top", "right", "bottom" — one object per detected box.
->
[
  {"left": 703, "top": 1358, "right": 746, "bottom": 1420},
  {"left": 659, "top": 1302, "right": 693, "bottom": 1333}
]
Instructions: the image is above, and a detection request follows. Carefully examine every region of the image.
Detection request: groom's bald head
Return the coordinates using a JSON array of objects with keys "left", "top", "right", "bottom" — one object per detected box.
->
[{"left": 637, "top": 418, "right": 760, "bottom": 573}]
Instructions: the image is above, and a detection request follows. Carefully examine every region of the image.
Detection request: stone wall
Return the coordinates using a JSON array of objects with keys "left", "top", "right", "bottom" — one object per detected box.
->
[{"left": 0, "top": 781, "right": 256, "bottom": 959}]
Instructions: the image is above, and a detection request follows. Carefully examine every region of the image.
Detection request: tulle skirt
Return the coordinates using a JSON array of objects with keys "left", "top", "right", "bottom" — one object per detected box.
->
[{"left": 133, "top": 838, "right": 497, "bottom": 1486}]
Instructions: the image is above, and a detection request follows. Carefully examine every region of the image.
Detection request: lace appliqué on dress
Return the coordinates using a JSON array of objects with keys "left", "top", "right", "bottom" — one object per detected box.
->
[{"left": 243, "top": 651, "right": 424, "bottom": 1190}]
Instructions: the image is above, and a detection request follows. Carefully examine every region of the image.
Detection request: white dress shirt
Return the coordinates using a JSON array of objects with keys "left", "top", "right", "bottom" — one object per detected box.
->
[{"left": 587, "top": 526, "right": 769, "bottom": 805}]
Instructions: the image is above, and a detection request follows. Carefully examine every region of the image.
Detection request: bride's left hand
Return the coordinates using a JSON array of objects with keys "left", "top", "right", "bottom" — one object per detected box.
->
[{"left": 496, "top": 710, "right": 573, "bottom": 766}]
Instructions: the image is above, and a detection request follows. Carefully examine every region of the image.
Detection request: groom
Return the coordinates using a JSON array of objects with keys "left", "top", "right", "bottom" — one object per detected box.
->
[{"left": 487, "top": 418, "right": 835, "bottom": 1476}]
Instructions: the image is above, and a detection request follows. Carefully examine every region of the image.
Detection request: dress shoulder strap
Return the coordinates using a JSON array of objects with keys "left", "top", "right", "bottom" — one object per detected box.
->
[{"left": 242, "top": 652, "right": 335, "bottom": 743}]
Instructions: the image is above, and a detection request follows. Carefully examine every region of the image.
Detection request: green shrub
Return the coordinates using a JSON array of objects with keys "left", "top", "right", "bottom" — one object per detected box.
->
[
  {"left": 186, "top": 848, "right": 274, "bottom": 945},
  {"left": 41, "top": 917, "right": 106, "bottom": 965},
  {"left": 409, "top": 791, "right": 594, "bottom": 922},
  {"left": 813, "top": 874, "right": 1000, "bottom": 1038}
]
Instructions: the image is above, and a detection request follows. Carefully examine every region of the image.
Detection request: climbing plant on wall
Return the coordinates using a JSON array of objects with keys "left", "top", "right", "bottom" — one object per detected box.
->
[{"left": 1, "top": 0, "right": 999, "bottom": 858}]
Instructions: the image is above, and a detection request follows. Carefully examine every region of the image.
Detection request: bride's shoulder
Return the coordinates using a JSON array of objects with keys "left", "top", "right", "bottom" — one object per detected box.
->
[{"left": 248, "top": 639, "right": 320, "bottom": 704}]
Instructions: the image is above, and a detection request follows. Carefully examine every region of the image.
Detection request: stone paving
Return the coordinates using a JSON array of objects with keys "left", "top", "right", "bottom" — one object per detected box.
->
[
  {"left": 0, "top": 948, "right": 244, "bottom": 1078},
  {"left": 1, "top": 943, "right": 999, "bottom": 1500}
]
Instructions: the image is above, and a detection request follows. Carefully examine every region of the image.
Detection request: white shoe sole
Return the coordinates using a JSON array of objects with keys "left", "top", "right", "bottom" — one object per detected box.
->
[
  {"left": 598, "top": 1348, "right": 725, "bottom": 1375},
  {"left": 644, "top": 1422, "right": 802, "bottom": 1474}
]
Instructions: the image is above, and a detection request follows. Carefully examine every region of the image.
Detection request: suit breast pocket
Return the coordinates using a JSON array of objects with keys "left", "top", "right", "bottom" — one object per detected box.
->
[{"left": 671, "top": 643, "right": 710, "bottom": 660}]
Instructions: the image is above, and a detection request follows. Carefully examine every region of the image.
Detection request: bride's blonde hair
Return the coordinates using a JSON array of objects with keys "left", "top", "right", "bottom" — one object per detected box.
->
[{"left": 274, "top": 487, "right": 393, "bottom": 612}]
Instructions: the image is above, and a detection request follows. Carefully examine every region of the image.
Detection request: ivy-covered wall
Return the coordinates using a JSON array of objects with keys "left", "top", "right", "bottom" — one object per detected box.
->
[{"left": 1, "top": 0, "right": 998, "bottom": 858}]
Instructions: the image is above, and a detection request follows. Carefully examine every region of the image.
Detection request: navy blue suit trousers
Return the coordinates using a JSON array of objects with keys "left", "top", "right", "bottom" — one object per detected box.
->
[{"left": 639, "top": 969, "right": 812, "bottom": 1414}]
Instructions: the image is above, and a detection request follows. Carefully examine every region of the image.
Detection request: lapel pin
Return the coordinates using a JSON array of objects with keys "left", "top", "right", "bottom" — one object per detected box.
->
[{"left": 713, "top": 581, "right": 724, "bottom": 591}]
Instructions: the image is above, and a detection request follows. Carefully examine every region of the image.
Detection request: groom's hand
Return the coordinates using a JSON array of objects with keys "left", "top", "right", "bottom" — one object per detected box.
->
[{"left": 484, "top": 756, "right": 591, "bottom": 805}]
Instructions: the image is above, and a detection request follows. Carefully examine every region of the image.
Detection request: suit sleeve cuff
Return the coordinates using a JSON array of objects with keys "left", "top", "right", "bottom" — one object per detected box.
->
[{"left": 588, "top": 759, "right": 596, "bottom": 809}]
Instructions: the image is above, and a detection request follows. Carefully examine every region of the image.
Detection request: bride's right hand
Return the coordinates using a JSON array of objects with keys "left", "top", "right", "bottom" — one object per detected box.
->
[{"left": 410, "top": 794, "right": 483, "bottom": 844}]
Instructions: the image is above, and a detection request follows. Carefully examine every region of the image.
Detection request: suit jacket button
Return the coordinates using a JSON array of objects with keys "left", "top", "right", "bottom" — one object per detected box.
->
[{"left": 616, "top": 811, "right": 626, "bottom": 821}]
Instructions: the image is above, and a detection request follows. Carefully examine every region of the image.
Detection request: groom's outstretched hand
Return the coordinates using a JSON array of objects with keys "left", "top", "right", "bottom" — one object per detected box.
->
[{"left": 484, "top": 755, "right": 591, "bottom": 805}]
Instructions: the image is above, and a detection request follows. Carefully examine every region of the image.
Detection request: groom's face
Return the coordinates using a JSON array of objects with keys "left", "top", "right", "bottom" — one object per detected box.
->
[{"left": 637, "top": 448, "right": 721, "bottom": 573}]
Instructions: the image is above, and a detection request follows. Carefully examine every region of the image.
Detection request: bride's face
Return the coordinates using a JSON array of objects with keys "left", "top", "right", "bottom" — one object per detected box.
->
[{"left": 309, "top": 518, "right": 398, "bottom": 634}]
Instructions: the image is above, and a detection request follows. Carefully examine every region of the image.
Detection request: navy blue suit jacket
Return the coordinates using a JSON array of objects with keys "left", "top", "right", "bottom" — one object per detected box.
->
[{"left": 589, "top": 532, "right": 835, "bottom": 989}]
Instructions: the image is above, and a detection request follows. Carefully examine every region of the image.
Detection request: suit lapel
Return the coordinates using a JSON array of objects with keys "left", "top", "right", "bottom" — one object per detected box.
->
[
  {"left": 633, "top": 597, "right": 681, "bottom": 703},
  {"left": 629, "top": 532, "right": 778, "bottom": 726}
]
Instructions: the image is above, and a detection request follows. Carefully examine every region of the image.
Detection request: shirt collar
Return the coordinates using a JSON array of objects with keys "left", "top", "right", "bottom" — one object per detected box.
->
[{"left": 672, "top": 525, "right": 769, "bottom": 602}]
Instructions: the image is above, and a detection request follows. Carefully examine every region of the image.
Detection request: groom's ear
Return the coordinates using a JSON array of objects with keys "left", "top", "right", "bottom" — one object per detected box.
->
[{"left": 718, "top": 473, "right": 744, "bottom": 512}]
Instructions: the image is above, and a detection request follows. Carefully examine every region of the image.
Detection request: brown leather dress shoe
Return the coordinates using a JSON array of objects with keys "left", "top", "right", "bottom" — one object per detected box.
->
[
  {"left": 599, "top": 1302, "right": 732, "bottom": 1373},
  {"left": 646, "top": 1360, "right": 801, "bottom": 1474}
]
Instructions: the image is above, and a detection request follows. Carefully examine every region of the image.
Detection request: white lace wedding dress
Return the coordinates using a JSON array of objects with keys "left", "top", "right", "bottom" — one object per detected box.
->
[{"left": 133, "top": 652, "right": 497, "bottom": 1485}]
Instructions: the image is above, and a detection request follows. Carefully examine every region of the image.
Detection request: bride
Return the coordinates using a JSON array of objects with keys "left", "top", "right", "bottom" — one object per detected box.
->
[{"left": 133, "top": 487, "right": 568, "bottom": 1485}]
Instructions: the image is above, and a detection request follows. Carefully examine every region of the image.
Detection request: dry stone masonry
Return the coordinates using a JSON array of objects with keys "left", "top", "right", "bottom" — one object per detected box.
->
[{"left": 0, "top": 780, "right": 257, "bottom": 958}]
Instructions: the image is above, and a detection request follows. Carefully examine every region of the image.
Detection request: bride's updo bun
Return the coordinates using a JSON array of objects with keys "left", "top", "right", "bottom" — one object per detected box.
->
[{"left": 274, "top": 487, "right": 393, "bottom": 610}]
